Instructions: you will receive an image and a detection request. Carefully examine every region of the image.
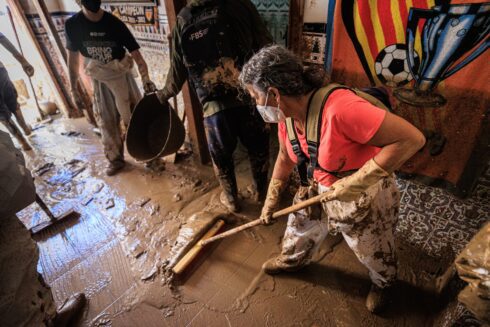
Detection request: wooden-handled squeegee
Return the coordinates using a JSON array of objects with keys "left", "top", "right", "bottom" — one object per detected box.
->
[{"left": 199, "top": 190, "right": 335, "bottom": 247}]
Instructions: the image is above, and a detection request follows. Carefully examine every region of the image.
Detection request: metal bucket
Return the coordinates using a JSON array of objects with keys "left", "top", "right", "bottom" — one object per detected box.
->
[{"left": 126, "top": 93, "right": 185, "bottom": 162}]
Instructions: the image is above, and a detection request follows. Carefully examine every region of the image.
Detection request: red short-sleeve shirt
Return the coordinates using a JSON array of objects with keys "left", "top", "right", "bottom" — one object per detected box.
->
[{"left": 278, "top": 89, "right": 386, "bottom": 187}]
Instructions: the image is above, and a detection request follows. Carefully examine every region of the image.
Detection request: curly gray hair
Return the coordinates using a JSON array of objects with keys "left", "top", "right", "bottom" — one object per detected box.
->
[{"left": 239, "top": 45, "right": 327, "bottom": 96}]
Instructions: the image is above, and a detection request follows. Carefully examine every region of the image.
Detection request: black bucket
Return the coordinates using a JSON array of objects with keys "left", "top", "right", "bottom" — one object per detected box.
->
[{"left": 126, "top": 93, "right": 185, "bottom": 162}]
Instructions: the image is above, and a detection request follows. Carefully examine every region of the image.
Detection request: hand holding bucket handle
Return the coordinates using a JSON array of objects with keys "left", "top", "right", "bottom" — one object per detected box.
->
[{"left": 142, "top": 80, "right": 157, "bottom": 95}]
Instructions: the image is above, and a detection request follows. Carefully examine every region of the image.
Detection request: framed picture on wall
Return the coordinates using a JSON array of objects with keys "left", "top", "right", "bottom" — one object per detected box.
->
[{"left": 102, "top": 0, "right": 157, "bottom": 6}]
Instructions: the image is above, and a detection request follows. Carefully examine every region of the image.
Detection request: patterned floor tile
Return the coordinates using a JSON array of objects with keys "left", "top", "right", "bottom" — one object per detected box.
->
[
  {"left": 399, "top": 182, "right": 452, "bottom": 217},
  {"left": 395, "top": 206, "right": 441, "bottom": 246},
  {"left": 443, "top": 199, "right": 489, "bottom": 231},
  {"left": 395, "top": 161, "right": 489, "bottom": 261}
]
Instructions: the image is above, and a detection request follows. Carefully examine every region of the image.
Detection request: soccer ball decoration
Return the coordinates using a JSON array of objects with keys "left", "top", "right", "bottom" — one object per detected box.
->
[{"left": 374, "top": 44, "right": 420, "bottom": 87}]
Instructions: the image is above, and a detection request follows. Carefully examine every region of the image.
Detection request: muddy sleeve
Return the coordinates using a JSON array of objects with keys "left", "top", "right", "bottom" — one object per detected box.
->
[{"left": 161, "top": 21, "right": 188, "bottom": 100}]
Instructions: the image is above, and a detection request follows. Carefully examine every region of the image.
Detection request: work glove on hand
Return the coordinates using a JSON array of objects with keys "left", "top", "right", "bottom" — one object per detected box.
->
[
  {"left": 141, "top": 76, "right": 157, "bottom": 94},
  {"left": 140, "top": 71, "right": 157, "bottom": 94},
  {"left": 260, "top": 178, "right": 287, "bottom": 225},
  {"left": 142, "top": 78, "right": 157, "bottom": 94},
  {"left": 327, "top": 158, "right": 390, "bottom": 202},
  {"left": 22, "top": 61, "right": 34, "bottom": 77}
]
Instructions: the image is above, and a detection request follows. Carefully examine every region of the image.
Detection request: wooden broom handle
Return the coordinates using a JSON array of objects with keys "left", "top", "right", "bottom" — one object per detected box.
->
[{"left": 199, "top": 191, "right": 334, "bottom": 246}]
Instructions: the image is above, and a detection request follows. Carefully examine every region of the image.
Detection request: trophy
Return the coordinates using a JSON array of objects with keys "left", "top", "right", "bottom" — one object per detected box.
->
[
  {"left": 145, "top": 7, "right": 153, "bottom": 24},
  {"left": 394, "top": 3, "right": 490, "bottom": 107}
]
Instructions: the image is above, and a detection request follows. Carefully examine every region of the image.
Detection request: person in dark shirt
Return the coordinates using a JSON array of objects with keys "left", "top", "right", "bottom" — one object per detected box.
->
[
  {"left": 65, "top": 9, "right": 140, "bottom": 64},
  {"left": 66, "top": 0, "right": 160, "bottom": 176},
  {"left": 156, "top": 0, "right": 272, "bottom": 212}
]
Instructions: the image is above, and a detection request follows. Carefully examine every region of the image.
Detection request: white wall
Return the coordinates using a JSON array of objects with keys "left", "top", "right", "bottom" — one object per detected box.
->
[
  {"left": 18, "top": 0, "right": 79, "bottom": 14},
  {"left": 303, "top": 0, "right": 329, "bottom": 24},
  {"left": 58, "top": 0, "right": 80, "bottom": 13}
]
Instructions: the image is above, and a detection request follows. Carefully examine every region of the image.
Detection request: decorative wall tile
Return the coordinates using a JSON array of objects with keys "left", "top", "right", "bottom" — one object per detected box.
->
[{"left": 251, "top": 0, "right": 289, "bottom": 45}]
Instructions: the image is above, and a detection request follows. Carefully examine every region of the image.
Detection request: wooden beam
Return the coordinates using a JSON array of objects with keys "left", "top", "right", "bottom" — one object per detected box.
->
[
  {"left": 163, "top": 0, "right": 210, "bottom": 164},
  {"left": 30, "top": 0, "right": 96, "bottom": 123},
  {"left": 31, "top": 0, "right": 67, "bottom": 62},
  {"left": 7, "top": 0, "right": 73, "bottom": 118},
  {"left": 288, "top": 0, "right": 305, "bottom": 56}
]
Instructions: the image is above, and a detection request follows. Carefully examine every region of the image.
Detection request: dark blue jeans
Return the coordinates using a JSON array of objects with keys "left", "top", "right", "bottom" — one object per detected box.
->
[{"left": 203, "top": 105, "right": 270, "bottom": 198}]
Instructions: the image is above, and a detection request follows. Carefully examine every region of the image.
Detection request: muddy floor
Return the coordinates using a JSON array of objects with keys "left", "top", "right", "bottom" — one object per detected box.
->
[{"left": 10, "top": 116, "right": 459, "bottom": 326}]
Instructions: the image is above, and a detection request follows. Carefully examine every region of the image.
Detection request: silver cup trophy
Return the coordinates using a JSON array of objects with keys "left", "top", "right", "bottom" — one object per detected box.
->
[{"left": 394, "top": 3, "right": 489, "bottom": 107}]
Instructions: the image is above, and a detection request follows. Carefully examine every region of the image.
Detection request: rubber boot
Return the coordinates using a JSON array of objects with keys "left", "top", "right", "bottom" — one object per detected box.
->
[
  {"left": 365, "top": 284, "right": 389, "bottom": 314},
  {"left": 262, "top": 256, "right": 305, "bottom": 275},
  {"left": 249, "top": 154, "right": 269, "bottom": 203},
  {"left": 13, "top": 106, "right": 32, "bottom": 136},
  {"left": 105, "top": 160, "right": 125, "bottom": 176},
  {"left": 52, "top": 293, "right": 87, "bottom": 327},
  {"left": 250, "top": 170, "right": 268, "bottom": 204},
  {"left": 217, "top": 174, "right": 240, "bottom": 213},
  {"left": 145, "top": 158, "right": 166, "bottom": 172},
  {"left": 220, "top": 191, "right": 240, "bottom": 213}
]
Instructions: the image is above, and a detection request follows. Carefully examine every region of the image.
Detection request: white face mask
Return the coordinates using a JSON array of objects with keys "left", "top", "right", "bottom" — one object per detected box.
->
[{"left": 256, "top": 91, "right": 286, "bottom": 123}]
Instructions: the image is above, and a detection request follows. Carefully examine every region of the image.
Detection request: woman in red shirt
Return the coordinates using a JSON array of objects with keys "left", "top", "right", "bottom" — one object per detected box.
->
[{"left": 239, "top": 45, "right": 425, "bottom": 313}]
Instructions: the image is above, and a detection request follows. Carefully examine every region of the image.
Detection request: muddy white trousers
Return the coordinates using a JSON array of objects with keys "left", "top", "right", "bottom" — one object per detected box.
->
[
  {"left": 278, "top": 176, "right": 400, "bottom": 288},
  {"left": 85, "top": 56, "right": 142, "bottom": 163}
]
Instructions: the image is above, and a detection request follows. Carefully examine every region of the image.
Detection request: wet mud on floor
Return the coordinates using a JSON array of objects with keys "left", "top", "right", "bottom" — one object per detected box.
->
[{"left": 15, "top": 117, "right": 453, "bottom": 326}]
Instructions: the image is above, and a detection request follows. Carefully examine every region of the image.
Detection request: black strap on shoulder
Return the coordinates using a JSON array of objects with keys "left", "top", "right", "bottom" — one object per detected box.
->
[
  {"left": 285, "top": 85, "right": 346, "bottom": 185},
  {"left": 286, "top": 118, "right": 309, "bottom": 186},
  {"left": 305, "top": 84, "right": 350, "bottom": 180}
]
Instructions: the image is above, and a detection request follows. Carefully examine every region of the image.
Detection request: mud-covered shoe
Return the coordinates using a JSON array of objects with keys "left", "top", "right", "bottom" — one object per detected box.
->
[
  {"left": 52, "top": 292, "right": 87, "bottom": 327},
  {"left": 220, "top": 191, "right": 241, "bottom": 213},
  {"left": 262, "top": 257, "right": 304, "bottom": 275},
  {"left": 366, "top": 284, "right": 389, "bottom": 314},
  {"left": 249, "top": 184, "right": 267, "bottom": 204},
  {"left": 145, "top": 158, "right": 165, "bottom": 172},
  {"left": 105, "top": 160, "right": 125, "bottom": 176}
]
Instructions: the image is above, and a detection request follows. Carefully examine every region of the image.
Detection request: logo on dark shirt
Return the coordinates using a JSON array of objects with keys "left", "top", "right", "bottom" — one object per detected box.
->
[{"left": 189, "top": 28, "right": 209, "bottom": 41}]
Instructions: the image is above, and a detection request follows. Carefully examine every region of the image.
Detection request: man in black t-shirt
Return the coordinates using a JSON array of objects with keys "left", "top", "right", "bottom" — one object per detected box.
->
[{"left": 65, "top": 0, "right": 160, "bottom": 176}]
